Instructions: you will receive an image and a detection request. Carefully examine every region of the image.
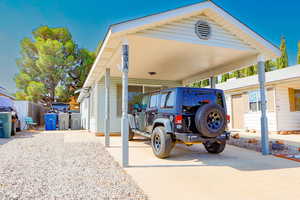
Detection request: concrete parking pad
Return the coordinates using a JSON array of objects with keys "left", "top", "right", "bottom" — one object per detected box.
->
[{"left": 100, "top": 136, "right": 300, "bottom": 200}]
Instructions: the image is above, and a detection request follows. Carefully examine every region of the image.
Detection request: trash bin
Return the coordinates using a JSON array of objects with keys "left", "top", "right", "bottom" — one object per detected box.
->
[
  {"left": 0, "top": 112, "right": 12, "bottom": 138},
  {"left": 70, "top": 113, "right": 81, "bottom": 130},
  {"left": 58, "top": 113, "right": 69, "bottom": 130},
  {"left": 44, "top": 113, "right": 57, "bottom": 131}
]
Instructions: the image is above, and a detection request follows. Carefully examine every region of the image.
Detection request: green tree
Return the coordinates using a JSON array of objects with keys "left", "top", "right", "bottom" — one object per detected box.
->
[
  {"left": 276, "top": 37, "right": 288, "bottom": 69},
  {"left": 265, "top": 60, "right": 275, "bottom": 72},
  {"left": 231, "top": 69, "right": 244, "bottom": 78},
  {"left": 221, "top": 73, "right": 230, "bottom": 83},
  {"left": 297, "top": 41, "right": 300, "bottom": 64},
  {"left": 15, "top": 26, "right": 95, "bottom": 105},
  {"left": 190, "top": 79, "right": 210, "bottom": 88}
]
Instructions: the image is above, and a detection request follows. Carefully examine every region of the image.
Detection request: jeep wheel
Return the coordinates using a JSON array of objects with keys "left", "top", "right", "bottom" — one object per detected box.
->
[
  {"left": 151, "top": 126, "right": 174, "bottom": 158},
  {"left": 195, "top": 103, "right": 226, "bottom": 138},
  {"left": 128, "top": 128, "right": 134, "bottom": 141},
  {"left": 204, "top": 141, "right": 226, "bottom": 154}
]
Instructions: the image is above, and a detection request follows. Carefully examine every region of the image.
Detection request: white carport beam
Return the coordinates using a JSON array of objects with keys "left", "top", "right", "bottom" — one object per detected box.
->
[
  {"left": 258, "top": 55, "right": 270, "bottom": 155},
  {"left": 121, "top": 41, "right": 129, "bottom": 167},
  {"left": 104, "top": 68, "right": 110, "bottom": 147}
]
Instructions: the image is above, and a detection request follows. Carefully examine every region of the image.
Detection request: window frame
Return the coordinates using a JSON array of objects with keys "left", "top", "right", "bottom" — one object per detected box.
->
[
  {"left": 248, "top": 90, "right": 263, "bottom": 113},
  {"left": 294, "top": 89, "right": 300, "bottom": 111}
]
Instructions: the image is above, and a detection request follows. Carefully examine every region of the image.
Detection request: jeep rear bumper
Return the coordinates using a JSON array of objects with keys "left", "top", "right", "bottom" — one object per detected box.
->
[{"left": 174, "top": 131, "right": 230, "bottom": 144}]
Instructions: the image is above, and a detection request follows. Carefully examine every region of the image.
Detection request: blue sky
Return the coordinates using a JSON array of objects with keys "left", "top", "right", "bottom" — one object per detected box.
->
[{"left": 0, "top": 0, "right": 299, "bottom": 94}]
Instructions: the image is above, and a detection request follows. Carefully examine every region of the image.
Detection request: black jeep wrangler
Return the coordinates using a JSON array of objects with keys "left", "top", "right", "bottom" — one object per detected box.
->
[{"left": 128, "top": 87, "right": 230, "bottom": 158}]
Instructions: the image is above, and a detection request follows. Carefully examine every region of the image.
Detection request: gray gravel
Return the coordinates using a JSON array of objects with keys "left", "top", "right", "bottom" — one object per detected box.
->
[{"left": 0, "top": 131, "right": 147, "bottom": 200}]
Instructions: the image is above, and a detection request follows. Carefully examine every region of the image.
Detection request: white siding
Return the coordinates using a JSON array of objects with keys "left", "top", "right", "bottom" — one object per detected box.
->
[
  {"left": 80, "top": 97, "right": 89, "bottom": 129},
  {"left": 89, "top": 84, "right": 99, "bottom": 132},
  {"left": 276, "top": 86, "right": 300, "bottom": 131},
  {"left": 110, "top": 81, "right": 121, "bottom": 132},
  {"left": 224, "top": 94, "right": 232, "bottom": 129},
  {"left": 225, "top": 90, "right": 278, "bottom": 132},
  {"left": 244, "top": 112, "right": 277, "bottom": 132},
  {"left": 136, "top": 15, "right": 252, "bottom": 50}
]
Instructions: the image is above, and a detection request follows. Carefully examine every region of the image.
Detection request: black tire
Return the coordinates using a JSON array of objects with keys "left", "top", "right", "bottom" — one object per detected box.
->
[
  {"left": 195, "top": 103, "right": 226, "bottom": 138},
  {"left": 11, "top": 122, "right": 16, "bottom": 136},
  {"left": 204, "top": 141, "right": 226, "bottom": 154},
  {"left": 151, "top": 126, "right": 174, "bottom": 158},
  {"left": 128, "top": 128, "right": 134, "bottom": 141}
]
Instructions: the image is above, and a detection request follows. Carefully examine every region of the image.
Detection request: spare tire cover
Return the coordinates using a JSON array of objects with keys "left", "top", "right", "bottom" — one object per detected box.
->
[{"left": 195, "top": 103, "right": 226, "bottom": 138}]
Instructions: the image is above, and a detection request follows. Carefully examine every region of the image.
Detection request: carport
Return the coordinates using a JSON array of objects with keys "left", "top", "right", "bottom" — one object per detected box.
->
[{"left": 79, "top": 1, "right": 280, "bottom": 166}]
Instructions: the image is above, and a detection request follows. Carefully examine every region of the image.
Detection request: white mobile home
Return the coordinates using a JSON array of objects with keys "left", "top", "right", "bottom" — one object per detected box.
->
[
  {"left": 78, "top": 0, "right": 280, "bottom": 160},
  {"left": 217, "top": 65, "right": 300, "bottom": 133}
]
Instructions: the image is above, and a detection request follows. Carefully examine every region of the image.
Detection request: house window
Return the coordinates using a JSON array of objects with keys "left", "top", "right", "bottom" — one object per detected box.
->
[
  {"left": 248, "top": 90, "right": 262, "bottom": 112},
  {"left": 289, "top": 88, "right": 300, "bottom": 111},
  {"left": 296, "top": 90, "right": 300, "bottom": 111}
]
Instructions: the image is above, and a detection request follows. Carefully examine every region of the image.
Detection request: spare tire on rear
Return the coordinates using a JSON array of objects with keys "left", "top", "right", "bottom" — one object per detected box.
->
[{"left": 195, "top": 103, "right": 226, "bottom": 138}]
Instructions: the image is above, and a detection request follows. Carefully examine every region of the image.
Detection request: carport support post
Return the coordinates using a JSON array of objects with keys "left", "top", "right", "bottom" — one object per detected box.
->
[
  {"left": 210, "top": 76, "right": 216, "bottom": 89},
  {"left": 104, "top": 68, "right": 110, "bottom": 147},
  {"left": 121, "top": 41, "right": 129, "bottom": 167},
  {"left": 87, "top": 95, "right": 90, "bottom": 130},
  {"left": 258, "top": 55, "right": 270, "bottom": 155}
]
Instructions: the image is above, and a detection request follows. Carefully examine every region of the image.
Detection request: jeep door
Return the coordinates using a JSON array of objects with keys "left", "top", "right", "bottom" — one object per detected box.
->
[
  {"left": 134, "top": 94, "right": 148, "bottom": 131},
  {"left": 145, "top": 93, "right": 159, "bottom": 133}
]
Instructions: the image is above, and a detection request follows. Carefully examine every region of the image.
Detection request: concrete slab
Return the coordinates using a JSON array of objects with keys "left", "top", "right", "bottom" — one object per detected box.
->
[{"left": 100, "top": 136, "right": 300, "bottom": 200}]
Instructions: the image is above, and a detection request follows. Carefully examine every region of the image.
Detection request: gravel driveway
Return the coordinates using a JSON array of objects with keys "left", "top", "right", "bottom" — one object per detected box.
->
[{"left": 0, "top": 131, "right": 147, "bottom": 200}]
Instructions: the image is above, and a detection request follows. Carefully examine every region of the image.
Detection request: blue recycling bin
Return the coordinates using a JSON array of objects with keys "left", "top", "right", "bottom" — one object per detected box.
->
[{"left": 44, "top": 113, "right": 57, "bottom": 131}]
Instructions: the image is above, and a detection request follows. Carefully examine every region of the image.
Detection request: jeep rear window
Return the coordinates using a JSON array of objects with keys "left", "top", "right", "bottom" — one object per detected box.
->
[
  {"left": 183, "top": 89, "right": 224, "bottom": 107},
  {"left": 160, "top": 91, "right": 175, "bottom": 108}
]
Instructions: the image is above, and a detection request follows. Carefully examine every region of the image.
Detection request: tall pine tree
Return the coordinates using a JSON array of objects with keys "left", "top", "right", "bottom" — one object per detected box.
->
[
  {"left": 276, "top": 37, "right": 288, "bottom": 69},
  {"left": 15, "top": 26, "right": 95, "bottom": 105}
]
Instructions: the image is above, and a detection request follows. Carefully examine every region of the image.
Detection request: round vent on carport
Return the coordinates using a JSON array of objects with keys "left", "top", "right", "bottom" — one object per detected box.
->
[{"left": 195, "top": 20, "right": 211, "bottom": 40}]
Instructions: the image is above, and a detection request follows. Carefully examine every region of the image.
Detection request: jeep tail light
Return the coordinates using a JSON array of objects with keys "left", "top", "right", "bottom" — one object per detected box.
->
[
  {"left": 226, "top": 115, "right": 230, "bottom": 123},
  {"left": 175, "top": 115, "right": 183, "bottom": 124},
  {"left": 202, "top": 99, "right": 210, "bottom": 104}
]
